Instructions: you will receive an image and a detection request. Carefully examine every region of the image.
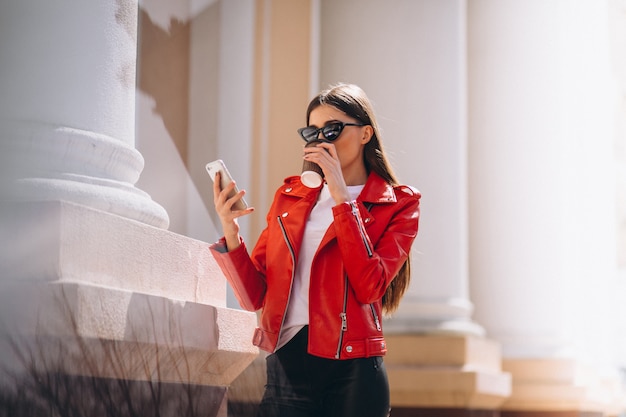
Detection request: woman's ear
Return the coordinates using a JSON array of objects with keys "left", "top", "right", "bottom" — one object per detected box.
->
[{"left": 361, "top": 125, "right": 374, "bottom": 144}]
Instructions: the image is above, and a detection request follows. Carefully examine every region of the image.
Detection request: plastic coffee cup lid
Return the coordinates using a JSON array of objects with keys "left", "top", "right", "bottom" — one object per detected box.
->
[{"left": 301, "top": 171, "right": 323, "bottom": 188}]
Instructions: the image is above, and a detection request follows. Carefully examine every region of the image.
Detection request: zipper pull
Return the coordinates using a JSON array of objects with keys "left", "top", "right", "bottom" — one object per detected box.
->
[
  {"left": 370, "top": 304, "right": 382, "bottom": 331},
  {"left": 374, "top": 316, "right": 382, "bottom": 332},
  {"left": 340, "top": 312, "right": 347, "bottom": 331}
]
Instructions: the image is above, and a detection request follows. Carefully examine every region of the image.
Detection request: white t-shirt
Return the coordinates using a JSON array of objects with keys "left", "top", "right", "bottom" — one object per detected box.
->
[{"left": 276, "top": 183, "right": 365, "bottom": 350}]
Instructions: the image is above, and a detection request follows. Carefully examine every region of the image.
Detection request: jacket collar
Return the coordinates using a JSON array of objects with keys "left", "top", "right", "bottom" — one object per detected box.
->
[
  {"left": 280, "top": 172, "right": 396, "bottom": 205},
  {"left": 359, "top": 172, "right": 397, "bottom": 205}
]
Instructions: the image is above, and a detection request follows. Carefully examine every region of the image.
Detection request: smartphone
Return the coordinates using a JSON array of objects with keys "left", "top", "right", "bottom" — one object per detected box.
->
[{"left": 205, "top": 159, "right": 249, "bottom": 211}]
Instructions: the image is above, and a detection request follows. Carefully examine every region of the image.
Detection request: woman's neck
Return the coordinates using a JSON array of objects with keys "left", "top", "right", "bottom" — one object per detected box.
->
[{"left": 342, "top": 165, "right": 369, "bottom": 186}]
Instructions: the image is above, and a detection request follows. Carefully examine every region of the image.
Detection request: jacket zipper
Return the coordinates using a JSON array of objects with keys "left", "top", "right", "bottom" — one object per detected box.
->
[
  {"left": 350, "top": 201, "right": 373, "bottom": 257},
  {"left": 370, "top": 304, "right": 382, "bottom": 331},
  {"left": 276, "top": 215, "right": 297, "bottom": 350},
  {"left": 335, "top": 202, "right": 374, "bottom": 358},
  {"left": 335, "top": 274, "right": 349, "bottom": 359},
  {"left": 362, "top": 203, "right": 381, "bottom": 332}
]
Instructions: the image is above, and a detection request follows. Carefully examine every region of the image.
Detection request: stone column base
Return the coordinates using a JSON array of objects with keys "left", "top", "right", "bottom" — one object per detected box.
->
[
  {"left": 0, "top": 281, "right": 258, "bottom": 387},
  {"left": 385, "top": 334, "right": 512, "bottom": 414},
  {"left": 224, "top": 335, "right": 514, "bottom": 416},
  {"left": 0, "top": 200, "right": 259, "bottom": 416},
  {"left": 501, "top": 359, "right": 626, "bottom": 417}
]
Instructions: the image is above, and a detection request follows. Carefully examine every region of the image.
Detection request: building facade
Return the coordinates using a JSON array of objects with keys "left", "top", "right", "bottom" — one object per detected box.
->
[{"left": 1, "top": 0, "right": 625, "bottom": 416}]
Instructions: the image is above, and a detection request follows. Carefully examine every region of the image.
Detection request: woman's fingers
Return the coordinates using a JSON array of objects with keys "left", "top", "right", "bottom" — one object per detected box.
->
[
  {"left": 303, "top": 143, "right": 351, "bottom": 204},
  {"left": 316, "top": 142, "right": 338, "bottom": 159},
  {"left": 303, "top": 142, "right": 332, "bottom": 165},
  {"left": 303, "top": 143, "right": 340, "bottom": 175},
  {"left": 213, "top": 172, "right": 254, "bottom": 219}
]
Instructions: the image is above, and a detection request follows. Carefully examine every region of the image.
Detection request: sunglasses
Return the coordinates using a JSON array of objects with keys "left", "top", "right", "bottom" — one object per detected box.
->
[{"left": 297, "top": 121, "right": 366, "bottom": 143}]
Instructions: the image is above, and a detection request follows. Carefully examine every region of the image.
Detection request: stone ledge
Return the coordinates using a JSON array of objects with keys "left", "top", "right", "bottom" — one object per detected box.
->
[
  {"left": 0, "top": 281, "right": 258, "bottom": 386},
  {"left": 385, "top": 334, "right": 503, "bottom": 372},
  {"left": 0, "top": 200, "right": 225, "bottom": 306},
  {"left": 385, "top": 334, "right": 511, "bottom": 409},
  {"left": 0, "top": 200, "right": 259, "bottom": 387},
  {"left": 502, "top": 359, "right": 626, "bottom": 414},
  {"left": 388, "top": 367, "right": 511, "bottom": 408}
]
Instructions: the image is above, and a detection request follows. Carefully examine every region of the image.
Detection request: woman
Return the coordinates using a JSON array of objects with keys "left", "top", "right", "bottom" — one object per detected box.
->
[{"left": 210, "top": 83, "right": 420, "bottom": 417}]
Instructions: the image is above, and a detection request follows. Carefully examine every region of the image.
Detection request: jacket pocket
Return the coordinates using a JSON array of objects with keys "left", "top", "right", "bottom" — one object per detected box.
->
[{"left": 339, "top": 337, "right": 388, "bottom": 358}]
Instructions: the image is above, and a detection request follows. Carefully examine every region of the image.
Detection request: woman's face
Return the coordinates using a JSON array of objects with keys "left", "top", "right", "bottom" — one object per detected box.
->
[{"left": 307, "top": 104, "right": 372, "bottom": 172}]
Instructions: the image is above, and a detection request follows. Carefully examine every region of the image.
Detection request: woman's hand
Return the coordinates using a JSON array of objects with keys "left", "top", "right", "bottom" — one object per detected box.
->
[
  {"left": 213, "top": 172, "right": 254, "bottom": 250},
  {"left": 303, "top": 142, "right": 351, "bottom": 205}
]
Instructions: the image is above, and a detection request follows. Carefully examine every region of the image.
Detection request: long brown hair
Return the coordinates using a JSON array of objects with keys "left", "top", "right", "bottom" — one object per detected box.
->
[{"left": 306, "top": 83, "right": 411, "bottom": 315}]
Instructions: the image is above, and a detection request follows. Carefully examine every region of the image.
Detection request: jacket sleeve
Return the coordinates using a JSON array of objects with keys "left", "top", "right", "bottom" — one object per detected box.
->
[
  {"left": 332, "top": 187, "right": 421, "bottom": 304},
  {"left": 209, "top": 231, "right": 268, "bottom": 311}
]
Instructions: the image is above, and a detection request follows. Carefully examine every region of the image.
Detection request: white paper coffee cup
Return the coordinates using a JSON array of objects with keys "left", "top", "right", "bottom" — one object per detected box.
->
[{"left": 301, "top": 169, "right": 323, "bottom": 188}]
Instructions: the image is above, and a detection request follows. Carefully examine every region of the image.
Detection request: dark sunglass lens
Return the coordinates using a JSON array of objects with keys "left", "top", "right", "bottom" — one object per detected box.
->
[
  {"left": 322, "top": 123, "right": 343, "bottom": 141},
  {"left": 299, "top": 127, "right": 318, "bottom": 141}
]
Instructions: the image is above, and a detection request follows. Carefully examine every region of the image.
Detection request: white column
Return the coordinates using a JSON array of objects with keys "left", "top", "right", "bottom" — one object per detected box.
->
[
  {"left": 468, "top": 0, "right": 620, "bottom": 410},
  {"left": 0, "top": 0, "right": 168, "bottom": 228},
  {"left": 0, "top": 0, "right": 258, "bottom": 395},
  {"left": 468, "top": 0, "right": 617, "bottom": 361},
  {"left": 319, "top": 0, "right": 482, "bottom": 335}
]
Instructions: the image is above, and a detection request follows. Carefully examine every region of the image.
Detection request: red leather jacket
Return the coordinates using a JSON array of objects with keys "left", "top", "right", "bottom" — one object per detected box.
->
[{"left": 210, "top": 172, "right": 420, "bottom": 360}]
